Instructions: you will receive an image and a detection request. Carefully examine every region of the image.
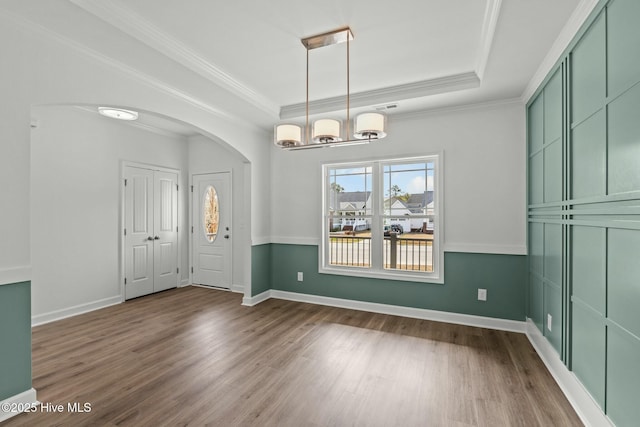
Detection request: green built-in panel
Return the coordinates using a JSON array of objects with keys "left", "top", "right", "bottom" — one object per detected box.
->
[
  {"left": 0, "top": 281, "right": 32, "bottom": 401},
  {"left": 269, "top": 245, "right": 527, "bottom": 321},
  {"left": 544, "top": 70, "right": 563, "bottom": 144},
  {"left": 606, "top": 324, "right": 640, "bottom": 427},
  {"left": 608, "top": 83, "right": 640, "bottom": 195},
  {"left": 530, "top": 152, "right": 543, "bottom": 205},
  {"left": 528, "top": 0, "right": 640, "bottom": 423},
  {"left": 571, "top": 13, "right": 605, "bottom": 125},
  {"left": 544, "top": 282, "right": 562, "bottom": 353},
  {"left": 607, "top": 0, "right": 640, "bottom": 98},
  {"left": 529, "top": 222, "right": 544, "bottom": 276},
  {"left": 572, "top": 302, "right": 606, "bottom": 410},
  {"left": 529, "top": 94, "right": 544, "bottom": 154},
  {"left": 529, "top": 274, "right": 544, "bottom": 333},
  {"left": 572, "top": 226, "right": 606, "bottom": 313},
  {"left": 544, "top": 141, "right": 562, "bottom": 203},
  {"left": 544, "top": 223, "right": 562, "bottom": 286},
  {"left": 607, "top": 228, "right": 640, "bottom": 338},
  {"left": 571, "top": 110, "right": 606, "bottom": 199}
]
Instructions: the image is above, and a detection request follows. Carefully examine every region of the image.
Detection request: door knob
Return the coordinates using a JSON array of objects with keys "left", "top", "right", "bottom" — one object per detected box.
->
[
  {"left": 154, "top": 236, "right": 160, "bottom": 240},
  {"left": 224, "top": 235, "right": 230, "bottom": 239},
  {"left": 147, "top": 236, "right": 154, "bottom": 241}
]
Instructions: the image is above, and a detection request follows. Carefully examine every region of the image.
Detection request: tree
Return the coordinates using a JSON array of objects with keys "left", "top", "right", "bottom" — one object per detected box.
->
[{"left": 389, "top": 184, "right": 402, "bottom": 198}]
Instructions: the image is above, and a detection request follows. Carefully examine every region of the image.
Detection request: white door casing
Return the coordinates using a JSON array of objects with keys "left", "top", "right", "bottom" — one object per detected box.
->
[
  {"left": 124, "top": 165, "right": 178, "bottom": 300},
  {"left": 192, "top": 172, "right": 231, "bottom": 288}
]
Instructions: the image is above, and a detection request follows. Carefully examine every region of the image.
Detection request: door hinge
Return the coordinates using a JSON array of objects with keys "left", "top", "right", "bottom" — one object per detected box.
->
[
  {"left": 124, "top": 278, "right": 127, "bottom": 285},
  {"left": 191, "top": 185, "right": 194, "bottom": 193},
  {"left": 191, "top": 266, "right": 194, "bottom": 273},
  {"left": 177, "top": 268, "right": 179, "bottom": 274},
  {"left": 191, "top": 226, "right": 194, "bottom": 233},
  {"left": 124, "top": 228, "right": 127, "bottom": 236},
  {"left": 176, "top": 226, "right": 178, "bottom": 233},
  {"left": 124, "top": 179, "right": 127, "bottom": 186},
  {"left": 176, "top": 184, "right": 179, "bottom": 191}
]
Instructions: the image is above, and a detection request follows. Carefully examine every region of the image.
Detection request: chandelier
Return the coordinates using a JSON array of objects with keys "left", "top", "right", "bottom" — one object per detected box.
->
[{"left": 274, "top": 27, "right": 387, "bottom": 150}]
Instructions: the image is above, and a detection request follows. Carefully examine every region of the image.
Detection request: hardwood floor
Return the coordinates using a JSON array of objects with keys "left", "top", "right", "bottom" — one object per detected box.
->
[{"left": 4, "top": 286, "right": 582, "bottom": 426}]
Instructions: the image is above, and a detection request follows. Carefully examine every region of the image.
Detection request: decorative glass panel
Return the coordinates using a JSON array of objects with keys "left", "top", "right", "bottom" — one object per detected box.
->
[{"left": 203, "top": 186, "right": 219, "bottom": 243}]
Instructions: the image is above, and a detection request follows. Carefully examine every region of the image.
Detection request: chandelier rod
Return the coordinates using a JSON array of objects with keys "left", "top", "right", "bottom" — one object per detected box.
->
[
  {"left": 306, "top": 47, "right": 310, "bottom": 145},
  {"left": 346, "top": 32, "right": 350, "bottom": 139}
]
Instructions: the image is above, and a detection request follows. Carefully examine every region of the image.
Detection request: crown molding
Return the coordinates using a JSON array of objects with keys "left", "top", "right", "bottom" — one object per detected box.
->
[
  {"left": 521, "top": 0, "right": 600, "bottom": 103},
  {"left": 392, "top": 97, "right": 523, "bottom": 121},
  {"left": 280, "top": 71, "right": 480, "bottom": 119},
  {"left": 68, "top": 0, "right": 280, "bottom": 118},
  {"left": 476, "top": 0, "right": 502, "bottom": 80},
  {"left": 0, "top": 8, "right": 260, "bottom": 131}
]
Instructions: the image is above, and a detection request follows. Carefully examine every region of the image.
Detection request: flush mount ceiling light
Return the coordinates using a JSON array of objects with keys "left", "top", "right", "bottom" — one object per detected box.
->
[
  {"left": 274, "top": 27, "right": 387, "bottom": 150},
  {"left": 98, "top": 107, "right": 139, "bottom": 121}
]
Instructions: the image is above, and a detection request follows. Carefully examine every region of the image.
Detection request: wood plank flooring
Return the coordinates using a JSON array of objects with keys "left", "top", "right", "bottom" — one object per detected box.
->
[{"left": 3, "top": 286, "right": 583, "bottom": 426}]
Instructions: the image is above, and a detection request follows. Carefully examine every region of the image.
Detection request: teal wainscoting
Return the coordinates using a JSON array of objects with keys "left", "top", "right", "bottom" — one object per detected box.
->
[
  {"left": 0, "top": 281, "right": 32, "bottom": 401},
  {"left": 251, "top": 244, "right": 272, "bottom": 296},
  {"left": 527, "top": 0, "right": 640, "bottom": 424},
  {"left": 269, "top": 245, "right": 526, "bottom": 321}
]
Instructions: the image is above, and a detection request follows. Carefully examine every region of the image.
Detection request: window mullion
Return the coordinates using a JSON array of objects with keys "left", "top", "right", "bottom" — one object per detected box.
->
[{"left": 370, "top": 161, "right": 384, "bottom": 270}]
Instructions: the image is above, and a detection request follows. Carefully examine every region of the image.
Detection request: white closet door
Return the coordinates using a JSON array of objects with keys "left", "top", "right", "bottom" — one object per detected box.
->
[
  {"left": 124, "top": 167, "right": 154, "bottom": 300},
  {"left": 124, "top": 166, "right": 179, "bottom": 300},
  {"left": 153, "top": 170, "right": 178, "bottom": 292}
]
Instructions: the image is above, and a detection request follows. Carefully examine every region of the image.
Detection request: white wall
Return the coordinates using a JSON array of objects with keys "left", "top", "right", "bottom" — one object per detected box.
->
[
  {"left": 30, "top": 106, "right": 189, "bottom": 320},
  {"left": 188, "top": 135, "right": 249, "bottom": 292},
  {"left": 270, "top": 102, "right": 527, "bottom": 254},
  {"left": 0, "top": 11, "right": 271, "bottom": 297}
]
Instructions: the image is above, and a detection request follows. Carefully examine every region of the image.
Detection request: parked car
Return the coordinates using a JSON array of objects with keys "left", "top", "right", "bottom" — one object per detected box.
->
[
  {"left": 383, "top": 224, "right": 403, "bottom": 236},
  {"left": 426, "top": 220, "right": 434, "bottom": 234}
]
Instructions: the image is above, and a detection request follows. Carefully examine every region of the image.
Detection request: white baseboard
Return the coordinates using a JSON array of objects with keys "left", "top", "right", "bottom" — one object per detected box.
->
[
  {"left": 31, "top": 296, "right": 122, "bottom": 327},
  {"left": 246, "top": 289, "right": 525, "bottom": 333},
  {"left": 525, "top": 319, "right": 613, "bottom": 427},
  {"left": 231, "top": 284, "right": 244, "bottom": 294},
  {"left": 0, "top": 388, "right": 38, "bottom": 423},
  {"left": 242, "top": 290, "right": 271, "bottom": 307},
  {"left": 179, "top": 279, "right": 190, "bottom": 287}
]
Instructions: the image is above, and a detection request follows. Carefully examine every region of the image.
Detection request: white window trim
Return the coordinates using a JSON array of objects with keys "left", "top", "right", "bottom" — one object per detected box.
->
[{"left": 319, "top": 154, "right": 444, "bottom": 284}]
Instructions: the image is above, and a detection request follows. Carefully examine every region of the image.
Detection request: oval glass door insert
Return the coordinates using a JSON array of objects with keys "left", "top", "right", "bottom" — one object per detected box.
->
[{"left": 203, "top": 185, "right": 219, "bottom": 242}]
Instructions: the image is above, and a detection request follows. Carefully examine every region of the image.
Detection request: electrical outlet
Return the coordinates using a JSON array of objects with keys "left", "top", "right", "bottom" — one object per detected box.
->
[
  {"left": 477, "top": 288, "right": 487, "bottom": 301},
  {"left": 547, "top": 314, "right": 552, "bottom": 331},
  {"left": 297, "top": 272, "right": 303, "bottom": 282}
]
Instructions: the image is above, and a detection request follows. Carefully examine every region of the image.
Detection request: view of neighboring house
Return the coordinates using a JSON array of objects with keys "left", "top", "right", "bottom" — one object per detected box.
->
[
  {"left": 330, "top": 191, "right": 371, "bottom": 231},
  {"left": 384, "top": 192, "right": 434, "bottom": 233},
  {"left": 331, "top": 191, "right": 434, "bottom": 233}
]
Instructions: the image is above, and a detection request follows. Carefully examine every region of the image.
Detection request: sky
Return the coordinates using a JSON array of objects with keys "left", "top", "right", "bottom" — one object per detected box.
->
[{"left": 330, "top": 162, "right": 434, "bottom": 195}]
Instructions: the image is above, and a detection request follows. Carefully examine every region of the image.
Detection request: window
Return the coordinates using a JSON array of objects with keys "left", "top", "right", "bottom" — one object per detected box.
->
[{"left": 321, "top": 155, "right": 443, "bottom": 283}]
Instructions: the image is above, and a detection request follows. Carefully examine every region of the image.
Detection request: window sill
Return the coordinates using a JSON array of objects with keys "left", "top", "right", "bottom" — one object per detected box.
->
[{"left": 319, "top": 265, "right": 444, "bottom": 284}]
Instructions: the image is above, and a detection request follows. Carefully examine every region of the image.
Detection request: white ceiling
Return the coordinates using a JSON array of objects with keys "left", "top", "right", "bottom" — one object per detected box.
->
[{"left": 2, "top": 0, "right": 585, "bottom": 134}]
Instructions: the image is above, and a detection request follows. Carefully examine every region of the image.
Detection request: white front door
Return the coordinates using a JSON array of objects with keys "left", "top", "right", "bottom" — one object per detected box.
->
[
  {"left": 192, "top": 172, "right": 231, "bottom": 288},
  {"left": 124, "top": 166, "right": 178, "bottom": 300}
]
